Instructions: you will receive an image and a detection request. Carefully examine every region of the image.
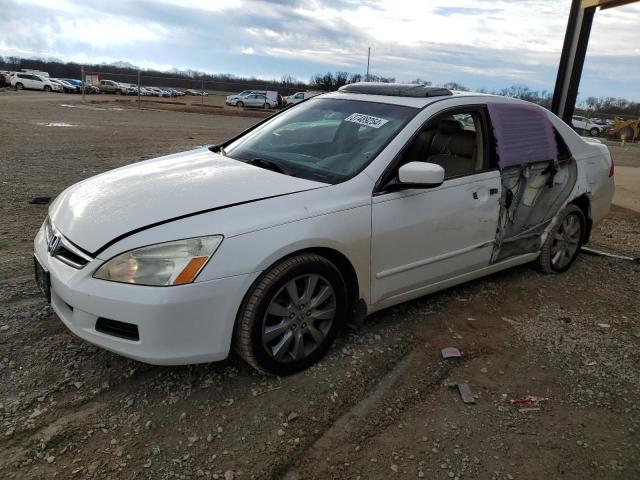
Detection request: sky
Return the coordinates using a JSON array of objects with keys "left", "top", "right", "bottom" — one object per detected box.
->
[{"left": 0, "top": 0, "right": 639, "bottom": 101}]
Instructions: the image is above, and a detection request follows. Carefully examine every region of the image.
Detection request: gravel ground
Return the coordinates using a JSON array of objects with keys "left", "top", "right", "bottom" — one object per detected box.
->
[{"left": 1, "top": 92, "right": 638, "bottom": 479}]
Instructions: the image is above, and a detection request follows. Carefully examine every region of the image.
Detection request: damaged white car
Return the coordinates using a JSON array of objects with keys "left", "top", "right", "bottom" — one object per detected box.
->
[{"left": 34, "top": 83, "right": 614, "bottom": 375}]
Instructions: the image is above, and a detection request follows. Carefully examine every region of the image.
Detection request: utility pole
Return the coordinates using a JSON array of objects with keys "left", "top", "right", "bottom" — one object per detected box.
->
[
  {"left": 365, "top": 47, "right": 371, "bottom": 82},
  {"left": 201, "top": 78, "right": 204, "bottom": 105}
]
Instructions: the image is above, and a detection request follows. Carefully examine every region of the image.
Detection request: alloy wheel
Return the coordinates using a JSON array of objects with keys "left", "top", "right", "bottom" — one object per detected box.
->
[
  {"left": 551, "top": 213, "right": 582, "bottom": 270},
  {"left": 262, "top": 274, "right": 336, "bottom": 362}
]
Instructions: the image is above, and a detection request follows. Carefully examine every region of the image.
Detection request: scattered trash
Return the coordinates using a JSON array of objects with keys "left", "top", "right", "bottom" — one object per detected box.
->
[
  {"left": 29, "top": 197, "right": 51, "bottom": 205},
  {"left": 457, "top": 382, "right": 476, "bottom": 404},
  {"left": 581, "top": 246, "right": 639, "bottom": 263},
  {"left": 444, "top": 380, "right": 476, "bottom": 404},
  {"left": 506, "top": 396, "right": 548, "bottom": 405},
  {"left": 518, "top": 407, "right": 541, "bottom": 413},
  {"left": 441, "top": 347, "right": 462, "bottom": 360},
  {"left": 584, "top": 360, "right": 597, "bottom": 366},
  {"left": 597, "top": 323, "right": 611, "bottom": 329}
]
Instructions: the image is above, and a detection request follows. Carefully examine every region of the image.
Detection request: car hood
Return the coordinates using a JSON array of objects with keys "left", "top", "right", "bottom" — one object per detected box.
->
[{"left": 49, "top": 147, "right": 326, "bottom": 254}]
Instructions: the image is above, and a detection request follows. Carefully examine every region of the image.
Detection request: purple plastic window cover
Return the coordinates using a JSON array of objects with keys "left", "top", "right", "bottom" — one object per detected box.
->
[{"left": 487, "top": 102, "right": 558, "bottom": 168}]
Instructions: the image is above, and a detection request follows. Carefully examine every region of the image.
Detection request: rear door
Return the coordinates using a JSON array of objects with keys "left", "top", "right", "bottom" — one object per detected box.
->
[{"left": 370, "top": 106, "right": 500, "bottom": 305}]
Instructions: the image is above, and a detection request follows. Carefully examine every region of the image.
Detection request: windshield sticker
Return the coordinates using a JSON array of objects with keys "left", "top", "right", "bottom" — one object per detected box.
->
[{"left": 344, "top": 113, "right": 389, "bottom": 129}]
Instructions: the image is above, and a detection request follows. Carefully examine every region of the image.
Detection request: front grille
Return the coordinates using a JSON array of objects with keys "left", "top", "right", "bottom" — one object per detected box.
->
[
  {"left": 95, "top": 318, "right": 140, "bottom": 341},
  {"left": 55, "top": 244, "right": 90, "bottom": 268},
  {"left": 44, "top": 218, "right": 92, "bottom": 269}
]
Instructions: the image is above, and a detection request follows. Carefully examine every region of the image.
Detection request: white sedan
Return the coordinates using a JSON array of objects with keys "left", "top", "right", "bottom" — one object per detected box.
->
[{"left": 34, "top": 83, "right": 614, "bottom": 375}]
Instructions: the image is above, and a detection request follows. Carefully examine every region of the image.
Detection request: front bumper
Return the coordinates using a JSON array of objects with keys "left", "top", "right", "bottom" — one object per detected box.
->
[{"left": 34, "top": 225, "right": 260, "bottom": 365}]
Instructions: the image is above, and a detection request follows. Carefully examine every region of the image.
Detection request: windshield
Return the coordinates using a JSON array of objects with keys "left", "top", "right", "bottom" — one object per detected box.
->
[{"left": 225, "top": 98, "right": 417, "bottom": 183}]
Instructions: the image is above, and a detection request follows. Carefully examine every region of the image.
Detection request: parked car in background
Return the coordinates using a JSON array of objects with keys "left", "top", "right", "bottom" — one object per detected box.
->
[
  {"left": 225, "top": 90, "right": 258, "bottom": 104},
  {"left": 97, "top": 79, "right": 134, "bottom": 95},
  {"left": 283, "top": 91, "right": 321, "bottom": 105},
  {"left": 11, "top": 73, "right": 59, "bottom": 92},
  {"left": 144, "top": 87, "right": 169, "bottom": 97},
  {"left": 571, "top": 115, "right": 603, "bottom": 136},
  {"left": 230, "top": 93, "right": 277, "bottom": 109},
  {"left": 33, "top": 83, "right": 615, "bottom": 375},
  {"left": 185, "top": 89, "right": 208, "bottom": 96},
  {"left": 226, "top": 90, "right": 277, "bottom": 106},
  {"left": 0, "top": 70, "right": 11, "bottom": 87},
  {"left": 60, "top": 79, "right": 82, "bottom": 93},
  {"left": 50, "top": 78, "right": 76, "bottom": 93},
  {"left": 167, "top": 88, "right": 185, "bottom": 97}
]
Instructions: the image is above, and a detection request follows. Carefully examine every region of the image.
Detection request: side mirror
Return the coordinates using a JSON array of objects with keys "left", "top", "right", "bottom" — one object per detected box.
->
[{"left": 397, "top": 161, "right": 445, "bottom": 188}]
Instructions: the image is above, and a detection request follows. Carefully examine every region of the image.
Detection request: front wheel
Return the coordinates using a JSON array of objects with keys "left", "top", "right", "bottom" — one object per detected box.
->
[
  {"left": 537, "top": 205, "right": 585, "bottom": 274},
  {"left": 44, "top": 85, "right": 52, "bottom": 92},
  {"left": 15, "top": 83, "right": 23, "bottom": 90},
  {"left": 590, "top": 127, "right": 599, "bottom": 136},
  {"left": 234, "top": 253, "right": 348, "bottom": 375},
  {"left": 264, "top": 102, "right": 270, "bottom": 109},
  {"left": 236, "top": 101, "right": 244, "bottom": 108}
]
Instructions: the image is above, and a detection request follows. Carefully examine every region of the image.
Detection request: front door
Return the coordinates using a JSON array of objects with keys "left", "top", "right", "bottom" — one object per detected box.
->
[{"left": 370, "top": 108, "right": 501, "bottom": 305}]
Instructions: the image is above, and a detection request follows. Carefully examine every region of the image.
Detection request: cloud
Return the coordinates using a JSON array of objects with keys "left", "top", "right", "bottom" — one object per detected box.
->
[{"left": 0, "top": 0, "right": 638, "bottom": 100}]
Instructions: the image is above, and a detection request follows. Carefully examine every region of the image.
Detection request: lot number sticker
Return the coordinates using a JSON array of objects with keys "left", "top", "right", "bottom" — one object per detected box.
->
[{"left": 345, "top": 113, "right": 389, "bottom": 129}]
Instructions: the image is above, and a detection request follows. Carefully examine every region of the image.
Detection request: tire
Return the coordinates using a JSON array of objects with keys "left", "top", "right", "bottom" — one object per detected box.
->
[
  {"left": 234, "top": 253, "right": 348, "bottom": 375},
  {"left": 15, "top": 83, "right": 23, "bottom": 90},
  {"left": 236, "top": 101, "right": 244, "bottom": 108},
  {"left": 264, "top": 103, "right": 270, "bottom": 109},
  {"left": 44, "top": 85, "right": 51, "bottom": 92},
  {"left": 590, "top": 127, "right": 599, "bottom": 137},
  {"left": 537, "top": 204, "right": 586, "bottom": 274}
]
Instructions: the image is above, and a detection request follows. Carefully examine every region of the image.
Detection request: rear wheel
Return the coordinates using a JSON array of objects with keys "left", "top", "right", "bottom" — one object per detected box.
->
[
  {"left": 234, "top": 253, "right": 347, "bottom": 375},
  {"left": 538, "top": 205, "right": 585, "bottom": 274}
]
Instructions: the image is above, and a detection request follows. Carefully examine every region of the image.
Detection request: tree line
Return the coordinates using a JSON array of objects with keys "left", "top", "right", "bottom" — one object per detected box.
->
[
  {"left": 309, "top": 71, "right": 639, "bottom": 117},
  {"left": 1, "top": 56, "right": 637, "bottom": 116}
]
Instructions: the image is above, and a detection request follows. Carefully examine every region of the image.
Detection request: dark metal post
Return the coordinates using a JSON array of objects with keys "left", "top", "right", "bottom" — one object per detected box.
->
[
  {"left": 137, "top": 70, "right": 141, "bottom": 109},
  {"left": 551, "top": 0, "right": 596, "bottom": 124},
  {"left": 81, "top": 65, "right": 85, "bottom": 103},
  {"left": 201, "top": 78, "right": 204, "bottom": 105}
]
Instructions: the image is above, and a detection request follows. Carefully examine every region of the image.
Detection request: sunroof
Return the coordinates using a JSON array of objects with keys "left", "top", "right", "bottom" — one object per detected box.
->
[{"left": 338, "top": 83, "right": 453, "bottom": 98}]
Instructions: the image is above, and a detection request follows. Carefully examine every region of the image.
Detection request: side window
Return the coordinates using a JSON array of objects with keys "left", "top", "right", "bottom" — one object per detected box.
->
[
  {"left": 400, "top": 109, "right": 487, "bottom": 179},
  {"left": 295, "top": 93, "right": 304, "bottom": 99}
]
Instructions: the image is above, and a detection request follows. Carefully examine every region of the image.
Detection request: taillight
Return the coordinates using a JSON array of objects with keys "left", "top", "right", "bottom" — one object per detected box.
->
[{"left": 609, "top": 157, "right": 615, "bottom": 177}]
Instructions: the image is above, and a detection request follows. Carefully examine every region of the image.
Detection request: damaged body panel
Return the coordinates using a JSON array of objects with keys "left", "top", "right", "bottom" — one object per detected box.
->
[{"left": 487, "top": 102, "right": 578, "bottom": 263}]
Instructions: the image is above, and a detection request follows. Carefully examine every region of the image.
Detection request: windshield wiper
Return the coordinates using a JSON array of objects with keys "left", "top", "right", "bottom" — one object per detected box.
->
[{"left": 245, "top": 157, "right": 292, "bottom": 176}]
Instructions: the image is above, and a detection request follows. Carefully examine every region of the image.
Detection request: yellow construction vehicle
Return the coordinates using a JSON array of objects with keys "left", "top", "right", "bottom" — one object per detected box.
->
[{"left": 609, "top": 117, "right": 639, "bottom": 142}]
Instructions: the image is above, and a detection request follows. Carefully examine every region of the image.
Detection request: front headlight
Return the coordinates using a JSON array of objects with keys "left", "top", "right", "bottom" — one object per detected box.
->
[{"left": 94, "top": 236, "right": 223, "bottom": 286}]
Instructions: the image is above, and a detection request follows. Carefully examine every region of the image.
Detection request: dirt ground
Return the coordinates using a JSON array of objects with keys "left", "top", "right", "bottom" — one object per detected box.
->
[{"left": 1, "top": 91, "right": 639, "bottom": 480}]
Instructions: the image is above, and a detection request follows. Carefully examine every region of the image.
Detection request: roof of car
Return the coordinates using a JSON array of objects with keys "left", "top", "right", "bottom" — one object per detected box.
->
[{"left": 321, "top": 86, "right": 494, "bottom": 108}]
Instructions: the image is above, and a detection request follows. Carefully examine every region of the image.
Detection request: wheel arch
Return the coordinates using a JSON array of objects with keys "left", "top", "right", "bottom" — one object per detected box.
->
[
  {"left": 569, "top": 193, "right": 592, "bottom": 243},
  {"left": 241, "top": 246, "right": 361, "bottom": 312}
]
